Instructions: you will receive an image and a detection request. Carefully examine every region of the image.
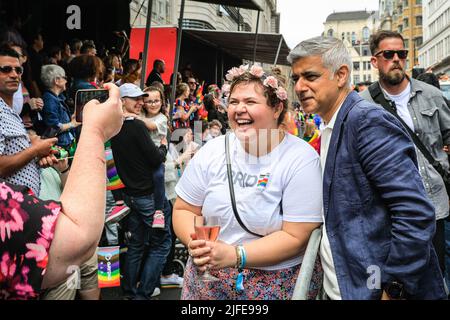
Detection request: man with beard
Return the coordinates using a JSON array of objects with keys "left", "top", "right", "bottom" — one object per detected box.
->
[
  {"left": 360, "top": 31, "right": 450, "bottom": 277},
  {"left": 289, "top": 36, "right": 447, "bottom": 300}
]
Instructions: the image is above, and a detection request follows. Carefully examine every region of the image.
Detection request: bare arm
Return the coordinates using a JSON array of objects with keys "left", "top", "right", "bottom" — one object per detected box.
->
[
  {"left": 0, "top": 136, "right": 57, "bottom": 177},
  {"left": 173, "top": 196, "right": 321, "bottom": 271},
  {"left": 42, "top": 83, "right": 123, "bottom": 289}
]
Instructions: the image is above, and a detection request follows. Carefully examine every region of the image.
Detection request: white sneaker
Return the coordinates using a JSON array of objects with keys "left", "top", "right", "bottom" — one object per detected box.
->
[
  {"left": 151, "top": 287, "right": 161, "bottom": 297},
  {"left": 160, "top": 273, "right": 184, "bottom": 288}
]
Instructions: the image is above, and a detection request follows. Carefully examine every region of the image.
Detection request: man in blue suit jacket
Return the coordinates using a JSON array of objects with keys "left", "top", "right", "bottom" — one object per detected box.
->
[{"left": 287, "top": 36, "right": 447, "bottom": 300}]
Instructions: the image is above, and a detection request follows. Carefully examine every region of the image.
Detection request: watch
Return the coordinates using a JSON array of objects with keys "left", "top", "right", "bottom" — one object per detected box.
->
[{"left": 384, "top": 281, "right": 406, "bottom": 299}]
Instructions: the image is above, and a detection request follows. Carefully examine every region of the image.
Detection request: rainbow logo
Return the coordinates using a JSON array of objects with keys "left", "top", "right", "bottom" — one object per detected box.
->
[
  {"left": 97, "top": 246, "right": 120, "bottom": 288},
  {"left": 257, "top": 174, "right": 270, "bottom": 190}
]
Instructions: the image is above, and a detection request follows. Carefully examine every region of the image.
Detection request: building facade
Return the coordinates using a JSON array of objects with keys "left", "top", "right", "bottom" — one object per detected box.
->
[
  {"left": 390, "top": 0, "right": 423, "bottom": 74},
  {"left": 379, "top": 0, "right": 395, "bottom": 30},
  {"left": 323, "top": 10, "right": 380, "bottom": 85},
  {"left": 130, "top": 0, "right": 279, "bottom": 34},
  {"left": 418, "top": 0, "right": 450, "bottom": 76}
]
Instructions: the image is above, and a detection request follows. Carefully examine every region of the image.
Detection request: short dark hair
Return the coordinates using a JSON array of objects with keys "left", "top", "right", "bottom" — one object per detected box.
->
[
  {"left": 369, "top": 30, "right": 405, "bottom": 56},
  {"left": 416, "top": 73, "right": 441, "bottom": 89},
  {"left": 153, "top": 59, "right": 164, "bottom": 69},
  {"left": 0, "top": 45, "right": 20, "bottom": 59}
]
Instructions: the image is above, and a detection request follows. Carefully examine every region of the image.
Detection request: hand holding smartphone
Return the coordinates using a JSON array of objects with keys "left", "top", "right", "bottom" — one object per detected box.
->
[{"left": 75, "top": 89, "right": 109, "bottom": 122}]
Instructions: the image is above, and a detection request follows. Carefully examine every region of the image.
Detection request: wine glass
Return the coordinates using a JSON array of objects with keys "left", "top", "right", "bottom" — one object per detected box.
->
[{"left": 193, "top": 215, "right": 221, "bottom": 282}]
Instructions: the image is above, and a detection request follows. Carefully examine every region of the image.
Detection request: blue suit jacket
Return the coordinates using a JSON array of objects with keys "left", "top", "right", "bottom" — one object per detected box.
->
[{"left": 324, "top": 91, "right": 447, "bottom": 299}]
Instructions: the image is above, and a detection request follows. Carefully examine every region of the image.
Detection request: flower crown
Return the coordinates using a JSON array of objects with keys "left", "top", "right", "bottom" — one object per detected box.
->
[{"left": 222, "top": 64, "right": 288, "bottom": 101}]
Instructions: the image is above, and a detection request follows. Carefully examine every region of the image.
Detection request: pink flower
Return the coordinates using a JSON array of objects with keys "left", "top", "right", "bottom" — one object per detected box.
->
[
  {"left": 0, "top": 205, "right": 27, "bottom": 242},
  {"left": 1, "top": 252, "right": 16, "bottom": 280},
  {"left": 225, "top": 67, "right": 242, "bottom": 81},
  {"left": 263, "top": 76, "right": 278, "bottom": 89},
  {"left": 40, "top": 214, "right": 58, "bottom": 241},
  {"left": 221, "top": 84, "right": 231, "bottom": 95},
  {"left": 276, "top": 87, "right": 288, "bottom": 101},
  {"left": 25, "top": 243, "right": 47, "bottom": 263},
  {"left": 225, "top": 65, "right": 249, "bottom": 81},
  {"left": 250, "top": 65, "right": 264, "bottom": 78}
]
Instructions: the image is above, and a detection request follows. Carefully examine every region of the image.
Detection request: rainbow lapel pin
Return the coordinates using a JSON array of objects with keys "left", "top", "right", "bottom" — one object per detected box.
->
[{"left": 257, "top": 173, "right": 270, "bottom": 191}]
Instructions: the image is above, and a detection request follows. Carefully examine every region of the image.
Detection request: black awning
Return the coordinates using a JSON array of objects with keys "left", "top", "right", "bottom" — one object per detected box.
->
[
  {"left": 189, "top": 0, "right": 262, "bottom": 11},
  {"left": 183, "top": 29, "right": 291, "bottom": 65}
]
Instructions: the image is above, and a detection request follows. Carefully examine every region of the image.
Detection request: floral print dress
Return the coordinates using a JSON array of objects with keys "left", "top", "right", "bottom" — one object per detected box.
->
[{"left": 0, "top": 179, "right": 61, "bottom": 300}]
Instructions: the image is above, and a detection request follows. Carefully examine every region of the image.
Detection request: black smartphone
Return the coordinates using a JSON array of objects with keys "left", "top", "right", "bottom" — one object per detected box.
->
[
  {"left": 75, "top": 89, "right": 109, "bottom": 122},
  {"left": 41, "top": 126, "right": 61, "bottom": 139}
]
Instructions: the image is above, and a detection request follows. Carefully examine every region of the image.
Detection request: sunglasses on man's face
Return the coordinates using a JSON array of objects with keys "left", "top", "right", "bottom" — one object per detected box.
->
[
  {"left": 0, "top": 65, "right": 24, "bottom": 75},
  {"left": 374, "top": 50, "right": 408, "bottom": 60}
]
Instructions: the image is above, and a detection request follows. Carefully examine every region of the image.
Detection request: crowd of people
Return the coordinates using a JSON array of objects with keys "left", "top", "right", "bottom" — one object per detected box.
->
[{"left": 1, "top": 25, "right": 449, "bottom": 301}]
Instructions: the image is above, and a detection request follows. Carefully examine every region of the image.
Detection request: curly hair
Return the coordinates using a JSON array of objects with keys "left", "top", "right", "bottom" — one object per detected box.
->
[{"left": 229, "top": 72, "right": 288, "bottom": 126}]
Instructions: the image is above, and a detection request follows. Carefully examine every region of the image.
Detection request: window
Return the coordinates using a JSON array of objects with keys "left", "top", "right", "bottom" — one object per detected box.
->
[
  {"left": 404, "top": 39, "right": 409, "bottom": 49},
  {"left": 362, "top": 27, "right": 370, "bottom": 42},
  {"left": 415, "top": 36, "right": 423, "bottom": 47},
  {"left": 416, "top": 16, "right": 422, "bottom": 25},
  {"left": 398, "top": 24, "right": 403, "bottom": 33},
  {"left": 327, "top": 29, "right": 334, "bottom": 37},
  {"left": 353, "top": 62, "right": 360, "bottom": 71},
  {"left": 403, "top": 0, "right": 408, "bottom": 7},
  {"left": 415, "top": 0, "right": 422, "bottom": 5},
  {"left": 351, "top": 32, "right": 356, "bottom": 45},
  {"left": 342, "top": 32, "right": 345, "bottom": 40},
  {"left": 354, "top": 75, "right": 360, "bottom": 84},
  {"left": 403, "top": 18, "right": 409, "bottom": 28},
  {"left": 362, "top": 47, "right": 370, "bottom": 56}
]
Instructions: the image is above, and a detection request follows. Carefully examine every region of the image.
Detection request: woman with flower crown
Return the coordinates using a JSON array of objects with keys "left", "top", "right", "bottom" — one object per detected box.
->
[{"left": 172, "top": 64, "right": 323, "bottom": 300}]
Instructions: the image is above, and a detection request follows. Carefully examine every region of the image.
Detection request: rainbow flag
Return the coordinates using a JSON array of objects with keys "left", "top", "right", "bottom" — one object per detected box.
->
[
  {"left": 97, "top": 246, "right": 120, "bottom": 288},
  {"left": 257, "top": 174, "right": 270, "bottom": 190},
  {"left": 307, "top": 130, "right": 321, "bottom": 154},
  {"left": 195, "top": 82, "right": 204, "bottom": 105},
  {"left": 105, "top": 149, "right": 125, "bottom": 190}
]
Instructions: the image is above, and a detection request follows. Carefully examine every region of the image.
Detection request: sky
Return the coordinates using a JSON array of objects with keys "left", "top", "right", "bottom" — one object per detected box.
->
[{"left": 277, "top": 0, "right": 380, "bottom": 48}]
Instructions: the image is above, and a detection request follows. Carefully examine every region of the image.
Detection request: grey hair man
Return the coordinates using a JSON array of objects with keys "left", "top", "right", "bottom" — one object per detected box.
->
[
  {"left": 360, "top": 30, "right": 450, "bottom": 276},
  {"left": 288, "top": 36, "right": 446, "bottom": 300}
]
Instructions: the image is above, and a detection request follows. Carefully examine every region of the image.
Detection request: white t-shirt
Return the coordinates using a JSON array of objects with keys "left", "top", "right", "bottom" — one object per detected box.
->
[
  {"left": 383, "top": 82, "right": 414, "bottom": 131},
  {"left": 147, "top": 113, "right": 168, "bottom": 146},
  {"left": 13, "top": 82, "right": 24, "bottom": 115},
  {"left": 319, "top": 103, "right": 343, "bottom": 300},
  {"left": 175, "top": 132, "right": 323, "bottom": 271}
]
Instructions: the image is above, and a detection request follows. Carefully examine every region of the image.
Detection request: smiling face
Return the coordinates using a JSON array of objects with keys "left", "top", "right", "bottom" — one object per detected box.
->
[
  {"left": 123, "top": 96, "right": 144, "bottom": 115},
  {"left": 143, "top": 90, "right": 162, "bottom": 117},
  {"left": 0, "top": 55, "right": 21, "bottom": 97},
  {"left": 371, "top": 37, "right": 407, "bottom": 86},
  {"left": 228, "top": 81, "right": 282, "bottom": 144},
  {"left": 291, "top": 55, "right": 343, "bottom": 120}
]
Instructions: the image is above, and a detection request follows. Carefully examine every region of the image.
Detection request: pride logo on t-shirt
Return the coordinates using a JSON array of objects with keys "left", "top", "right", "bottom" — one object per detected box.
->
[{"left": 257, "top": 173, "right": 270, "bottom": 190}]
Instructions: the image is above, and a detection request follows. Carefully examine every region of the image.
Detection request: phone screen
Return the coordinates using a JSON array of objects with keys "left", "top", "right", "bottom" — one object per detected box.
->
[{"left": 75, "top": 89, "right": 109, "bottom": 122}]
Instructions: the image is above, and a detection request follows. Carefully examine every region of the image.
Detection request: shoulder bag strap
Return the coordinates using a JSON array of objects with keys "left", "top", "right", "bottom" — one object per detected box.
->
[
  {"left": 225, "top": 133, "right": 263, "bottom": 237},
  {"left": 368, "top": 82, "right": 449, "bottom": 181}
]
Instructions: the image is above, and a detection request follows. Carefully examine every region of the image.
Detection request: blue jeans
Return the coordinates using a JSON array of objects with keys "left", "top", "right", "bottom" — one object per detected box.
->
[
  {"left": 152, "top": 164, "right": 165, "bottom": 211},
  {"left": 122, "top": 193, "right": 171, "bottom": 300}
]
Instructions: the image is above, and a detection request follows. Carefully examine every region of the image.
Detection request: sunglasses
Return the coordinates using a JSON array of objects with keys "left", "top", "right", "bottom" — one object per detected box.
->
[
  {"left": 374, "top": 50, "right": 408, "bottom": 60},
  {"left": 0, "top": 65, "right": 24, "bottom": 75}
]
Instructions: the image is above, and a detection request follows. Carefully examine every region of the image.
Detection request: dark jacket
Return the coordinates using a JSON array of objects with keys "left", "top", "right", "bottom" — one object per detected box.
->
[
  {"left": 111, "top": 118, "right": 167, "bottom": 197},
  {"left": 145, "top": 69, "right": 163, "bottom": 87},
  {"left": 41, "top": 91, "right": 74, "bottom": 147},
  {"left": 324, "top": 91, "right": 447, "bottom": 299}
]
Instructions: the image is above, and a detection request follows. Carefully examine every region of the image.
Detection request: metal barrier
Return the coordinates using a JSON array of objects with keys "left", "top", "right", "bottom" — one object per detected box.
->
[{"left": 291, "top": 227, "right": 322, "bottom": 300}]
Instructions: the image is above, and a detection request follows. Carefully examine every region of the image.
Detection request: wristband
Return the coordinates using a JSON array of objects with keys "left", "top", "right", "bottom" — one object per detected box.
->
[
  {"left": 235, "top": 245, "right": 247, "bottom": 293},
  {"left": 60, "top": 166, "right": 70, "bottom": 174}
]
